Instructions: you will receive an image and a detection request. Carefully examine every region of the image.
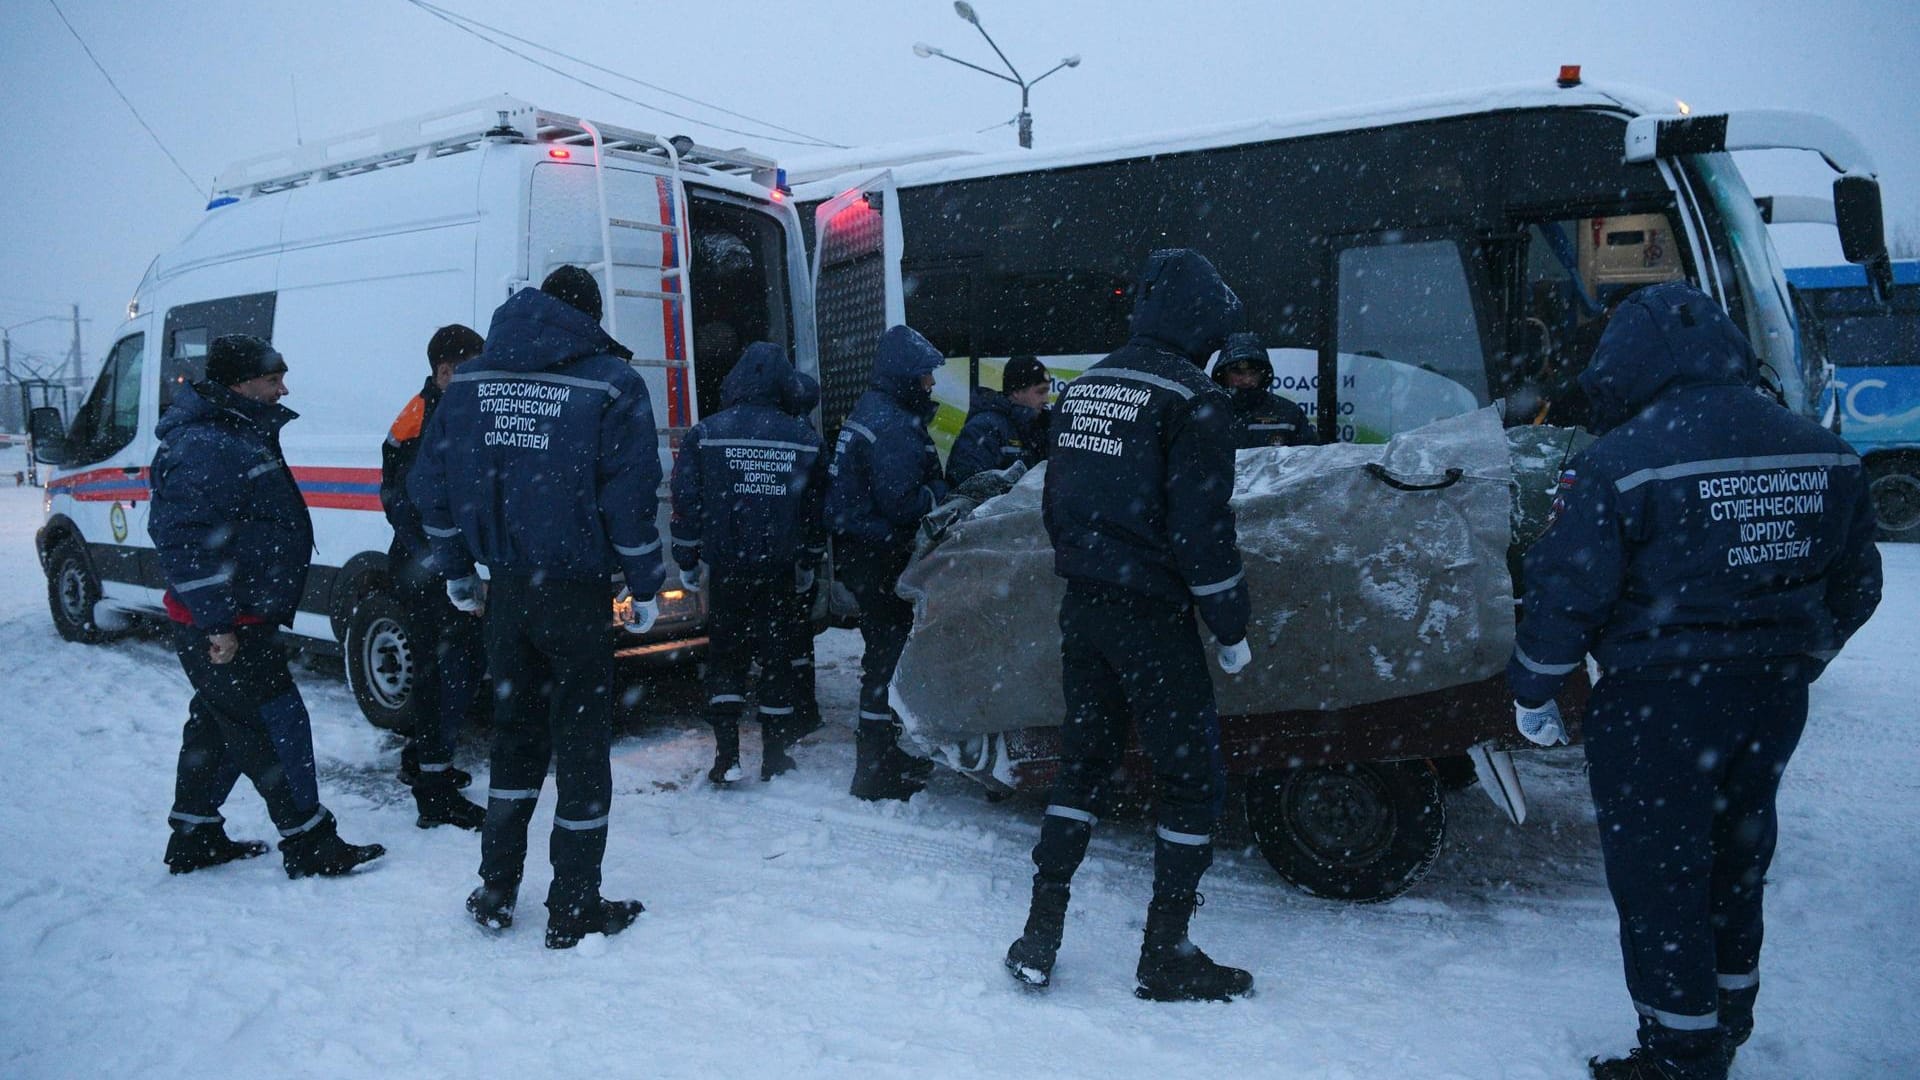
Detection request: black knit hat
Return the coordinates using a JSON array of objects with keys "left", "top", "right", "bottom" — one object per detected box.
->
[
  {"left": 1002, "top": 354, "right": 1048, "bottom": 394},
  {"left": 427, "top": 324, "right": 484, "bottom": 370},
  {"left": 204, "top": 334, "right": 286, "bottom": 387},
  {"left": 541, "top": 265, "right": 603, "bottom": 322}
]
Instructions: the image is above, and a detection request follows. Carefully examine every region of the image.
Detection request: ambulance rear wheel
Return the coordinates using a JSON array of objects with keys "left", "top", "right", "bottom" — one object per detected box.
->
[
  {"left": 345, "top": 589, "right": 418, "bottom": 732},
  {"left": 1867, "top": 455, "right": 1920, "bottom": 541},
  {"left": 46, "top": 537, "right": 117, "bottom": 644},
  {"left": 1245, "top": 760, "right": 1445, "bottom": 904}
]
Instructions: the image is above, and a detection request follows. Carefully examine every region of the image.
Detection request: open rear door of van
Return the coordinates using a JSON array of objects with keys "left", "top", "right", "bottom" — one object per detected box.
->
[{"left": 810, "top": 172, "right": 904, "bottom": 437}]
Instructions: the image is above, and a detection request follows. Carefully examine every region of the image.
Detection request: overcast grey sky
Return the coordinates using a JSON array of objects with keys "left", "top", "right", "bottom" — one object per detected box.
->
[{"left": 2, "top": 0, "right": 1915, "bottom": 371}]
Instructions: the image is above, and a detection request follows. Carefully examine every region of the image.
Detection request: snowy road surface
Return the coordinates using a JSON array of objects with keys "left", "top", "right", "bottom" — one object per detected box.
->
[{"left": 0, "top": 474, "right": 1914, "bottom": 1079}]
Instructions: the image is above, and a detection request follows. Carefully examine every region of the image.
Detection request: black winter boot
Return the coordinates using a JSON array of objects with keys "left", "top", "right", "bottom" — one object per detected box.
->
[
  {"left": 545, "top": 896, "right": 646, "bottom": 949},
  {"left": 1718, "top": 985, "right": 1757, "bottom": 1063},
  {"left": 399, "top": 745, "right": 471, "bottom": 789},
  {"left": 761, "top": 724, "right": 799, "bottom": 781},
  {"left": 165, "top": 824, "right": 270, "bottom": 874},
  {"left": 280, "top": 813, "right": 387, "bottom": 880},
  {"left": 1005, "top": 881, "right": 1071, "bottom": 988},
  {"left": 466, "top": 881, "right": 519, "bottom": 931},
  {"left": 709, "top": 720, "right": 744, "bottom": 785},
  {"left": 413, "top": 773, "right": 485, "bottom": 830},
  {"left": 849, "top": 718, "right": 929, "bottom": 802},
  {"left": 1590, "top": 1019, "right": 1731, "bottom": 1080},
  {"left": 1134, "top": 892, "right": 1252, "bottom": 1002}
]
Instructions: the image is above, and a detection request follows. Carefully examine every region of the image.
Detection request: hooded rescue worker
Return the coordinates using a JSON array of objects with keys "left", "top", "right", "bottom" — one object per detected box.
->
[
  {"left": 1209, "top": 332, "right": 1315, "bottom": 449},
  {"left": 410, "top": 265, "right": 665, "bottom": 949},
  {"left": 1507, "top": 282, "right": 1881, "bottom": 1080},
  {"left": 946, "top": 354, "right": 1051, "bottom": 488},
  {"left": 1007, "top": 249, "right": 1256, "bottom": 1002},
  {"left": 825, "top": 325, "right": 948, "bottom": 801},
  {"left": 669, "top": 342, "right": 827, "bottom": 784},
  {"left": 151, "top": 334, "right": 387, "bottom": 879},
  {"left": 379, "top": 323, "right": 488, "bottom": 830},
  {"left": 782, "top": 369, "right": 828, "bottom": 743}
]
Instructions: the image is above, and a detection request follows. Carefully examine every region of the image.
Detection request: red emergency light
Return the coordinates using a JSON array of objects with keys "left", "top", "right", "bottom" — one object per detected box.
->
[
  {"left": 1557, "top": 65, "right": 1582, "bottom": 88},
  {"left": 548, "top": 147, "right": 573, "bottom": 160}
]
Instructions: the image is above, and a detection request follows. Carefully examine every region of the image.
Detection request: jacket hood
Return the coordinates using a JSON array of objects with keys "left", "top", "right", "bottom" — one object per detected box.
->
[
  {"left": 721, "top": 341, "right": 794, "bottom": 409},
  {"left": 156, "top": 381, "right": 297, "bottom": 442},
  {"left": 1128, "top": 249, "right": 1244, "bottom": 362},
  {"left": 968, "top": 386, "right": 1039, "bottom": 426},
  {"left": 870, "top": 324, "right": 945, "bottom": 410},
  {"left": 783, "top": 371, "right": 821, "bottom": 417},
  {"left": 483, "top": 287, "right": 622, "bottom": 373},
  {"left": 1578, "top": 282, "right": 1756, "bottom": 434},
  {"left": 1208, "top": 331, "right": 1273, "bottom": 390}
]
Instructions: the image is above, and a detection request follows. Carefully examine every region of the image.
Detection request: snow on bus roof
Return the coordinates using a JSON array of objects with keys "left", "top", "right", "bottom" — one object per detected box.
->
[{"left": 788, "top": 80, "right": 1679, "bottom": 194}]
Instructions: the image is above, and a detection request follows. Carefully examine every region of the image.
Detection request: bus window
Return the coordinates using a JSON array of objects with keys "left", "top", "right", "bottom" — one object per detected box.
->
[
  {"left": 687, "top": 196, "right": 792, "bottom": 421},
  {"left": 66, "top": 333, "right": 144, "bottom": 466},
  {"left": 1335, "top": 237, "right": 1488, "bottom": 440}
]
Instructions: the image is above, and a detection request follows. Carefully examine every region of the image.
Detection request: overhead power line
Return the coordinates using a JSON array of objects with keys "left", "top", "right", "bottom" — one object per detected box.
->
[
  {"left": 403, "top": 0, "right": 845, "bottom": 149},
  {"left": 46, "top": 0, "right": 204, "bottom": 197}
]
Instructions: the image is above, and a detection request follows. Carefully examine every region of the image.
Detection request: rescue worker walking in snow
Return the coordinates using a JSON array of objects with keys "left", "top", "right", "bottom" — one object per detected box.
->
[
  {"left": 152, "top": 334, "right": 387, "bottom": 879},
  {"left": 410, "top": 266, "right": 665, "bottom": 949},
  {"left": 945, "top": 354, "right": 1051, "bottom": 488},
  {"left": 825, "top": 325, "right": 948, "bottom": 802},
  {"left": 379, "top": 323, "right": 488, "bottom": 830},
  {"left": 669, "top": 342, "right": 826, "bottom": 784},
  {"left": 1007, "top": 248, "right": 1256, "bottom": 1002},
  {"left": 1209, "top": 331, "right": 1316, "bottom": 449},
  {"left": 1507, "top": 282, "right": 1881, "bottom": 1080}
]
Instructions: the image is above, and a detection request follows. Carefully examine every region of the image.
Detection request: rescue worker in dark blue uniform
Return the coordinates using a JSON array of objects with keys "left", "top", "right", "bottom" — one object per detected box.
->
[
  {"left": 781, "top": 369, "right": 828, "bottom": 746},
  {"left": 1007, "top": 249, "right": 1256, "bottom": 1002},
  {"left": 380, "top": 323, "right": 487, "bottom": 830},
  {"left": 1507, "top": 282, "right": 1882, "bottom": 1080},
  {"left": 945, "top": 354, "right": 1051, "bottom": 488},
  {"left": 825, "top": 325, "right": 948, "bottom": 802},
  {"left": 411, "top": 266, "right": 665, "bottom": 949},
  {"left": 669, "top": 342, "right": 826, "bottom": 785},
  {"left": 1209, "top": 332, "right": 1316, "bottom": 449},
  {"left": 152, "top": 334, "right": 387, "bottom": 879}
]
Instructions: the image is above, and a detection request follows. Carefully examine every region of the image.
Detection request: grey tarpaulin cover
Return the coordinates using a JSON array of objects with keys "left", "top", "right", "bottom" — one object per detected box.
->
[{"left": 890, "top": 407, "right": 1570, "bottom": 753}]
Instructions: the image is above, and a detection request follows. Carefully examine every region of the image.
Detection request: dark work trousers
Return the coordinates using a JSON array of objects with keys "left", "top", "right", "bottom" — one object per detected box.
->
[
  {"left": 1032, "top": 581, "right": 1227, "bottom": 899},
  {"left": 704, "top": 569, "right": 796, "bottom": 742},
  {"left": 835, "top": 537, "right": 915, "bottom": 728},
  {"left": 784, "top": 578, "right": 821, "bottom": 731},
  {"left": 169, "top": 622, "right": 330, "bottom": 840},
  {"left": 396, "top": 574, "right": 486, "bottom": 771},
  {"left": 478, "top": 574, "right": 616, "bottom": 915},
  {"left": 1584, "top": 668, "right": 1811, "bottom": 1060}
]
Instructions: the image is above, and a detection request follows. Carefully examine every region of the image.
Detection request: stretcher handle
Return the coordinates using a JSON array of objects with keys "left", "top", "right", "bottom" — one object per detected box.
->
[{"left": 1363, "top": 463, "right": 1464, "bottom": 492}]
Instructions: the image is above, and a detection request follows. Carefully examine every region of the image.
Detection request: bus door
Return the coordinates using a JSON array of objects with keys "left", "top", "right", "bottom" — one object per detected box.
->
[
  {"left": 1327, "top": 230, "right": 1496, "bottom": 443},
  {"left": 810, "top": 172, "right": 904, "bottom": 436}
]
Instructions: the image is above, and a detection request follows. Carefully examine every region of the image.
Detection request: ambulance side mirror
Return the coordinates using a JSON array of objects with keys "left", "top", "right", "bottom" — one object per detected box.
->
[{"left": 28, "top": 407, "right": 70, "bottom": 465}]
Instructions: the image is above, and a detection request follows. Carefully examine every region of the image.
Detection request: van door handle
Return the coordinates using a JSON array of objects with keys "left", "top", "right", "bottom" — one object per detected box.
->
[{"left": 122, "top": 466, "right": 142, "bottom": 475}]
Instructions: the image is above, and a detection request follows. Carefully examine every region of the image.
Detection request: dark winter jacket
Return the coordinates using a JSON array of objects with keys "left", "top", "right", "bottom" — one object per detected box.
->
[
  {"left": 1509, "top": 282, "right": 1882, "bottom": 705},
  {"left": 409, "top": 287, "right": 666, "bottom": 597},
  {"left": 1043, "top": 249, "right": 1251, "bottom": 644},
  {"left": 825, "top": 325, "right": 949, "bottom": 550},
  {"left": 380, "top": 375, "right": 442, "bottom": 589},
  {"left": 669, "top": 342, "right": 826, "bottom": 577},
  {"left": 946, "top": 387, "right": 1048, "bottom": 486},
  {"left": 1226, "top": 388, "right": 1315, "bottom": 449},
  {"left": 149, "top": 382, "right": 314, "bottom": 633}
]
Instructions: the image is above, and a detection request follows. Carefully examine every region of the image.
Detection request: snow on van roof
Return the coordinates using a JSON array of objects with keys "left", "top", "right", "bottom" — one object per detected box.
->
[{"left": 788, "top": 80, "right": 1679, "bottom": 195}]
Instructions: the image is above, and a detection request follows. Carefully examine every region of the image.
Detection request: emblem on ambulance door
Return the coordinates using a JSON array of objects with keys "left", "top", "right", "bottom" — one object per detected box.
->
[{"left": 110, "top": 502, "right": 128, "bottom": 542}]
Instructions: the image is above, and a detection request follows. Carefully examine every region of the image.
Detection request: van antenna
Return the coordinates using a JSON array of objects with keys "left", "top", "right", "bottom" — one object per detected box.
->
[{"left": 290, "top": 75, "right": 304, "bottom": 146}]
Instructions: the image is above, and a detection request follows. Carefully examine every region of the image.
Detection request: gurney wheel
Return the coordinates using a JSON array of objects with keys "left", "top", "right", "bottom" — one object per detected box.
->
[{"left": 1244, "top": 759, "right": 1445, "bottom": 904}]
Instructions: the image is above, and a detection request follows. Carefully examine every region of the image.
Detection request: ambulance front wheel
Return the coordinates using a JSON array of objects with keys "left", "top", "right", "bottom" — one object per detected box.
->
[
  {"left": 46, "top": 536, "right": 118, "bottom": 644},
  {"left": 1244, "top": 759, "right": 1446, "bottom": 904},
  {"left": 344, "top": 589, "right": 418, "bottom": 732}
]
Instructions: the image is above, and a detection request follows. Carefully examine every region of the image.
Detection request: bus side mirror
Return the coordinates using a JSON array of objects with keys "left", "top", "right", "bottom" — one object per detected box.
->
[{"left": 28, "top": 407, "right": 71, "bottom": 465}]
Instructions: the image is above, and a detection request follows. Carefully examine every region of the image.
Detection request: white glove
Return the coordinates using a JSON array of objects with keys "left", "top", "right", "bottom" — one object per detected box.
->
[
  {"left": 446, "top": 574, "right": 486, "bottom": 614},
  {"left": 679, "top": 566, "right": 702, "bottom": 593},
  {"left": 1217, "top": 638, "right": 1251, "bottom": 675},
  {"left": 616, "top": 587, "right": 658, "bottom": 635},
  {"left": 1514, "top": 700, "right": 1568, "bottom": 747},
  {"left": 795, "top": 564, "right": 816, "bottom": 595}
]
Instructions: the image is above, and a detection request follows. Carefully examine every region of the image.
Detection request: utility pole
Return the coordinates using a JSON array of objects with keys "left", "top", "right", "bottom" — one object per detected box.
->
[{"left": 68, "top": 303, "right": 84, "bottom": 383}]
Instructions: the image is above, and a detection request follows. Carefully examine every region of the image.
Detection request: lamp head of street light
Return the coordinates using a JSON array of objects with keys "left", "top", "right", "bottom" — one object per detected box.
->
[
  {"left": 1063, "top": 55, "right": 1082, "bottom": 68},
  {"left": 953, "top": 2, "right": 979, "bottom": 25},
  {"left": 913, "top": 42, "right": 938, "bottom": 58}
]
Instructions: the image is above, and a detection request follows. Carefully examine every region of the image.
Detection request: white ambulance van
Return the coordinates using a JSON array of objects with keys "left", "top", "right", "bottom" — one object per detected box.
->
[{"left": 30, "top": 97, "right": 815, "bottom": 729}]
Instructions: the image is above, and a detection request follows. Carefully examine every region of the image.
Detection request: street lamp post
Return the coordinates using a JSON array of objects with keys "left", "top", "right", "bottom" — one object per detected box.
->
[{"left": 914, "top": 2, "right": 1079, "bottom": 149}]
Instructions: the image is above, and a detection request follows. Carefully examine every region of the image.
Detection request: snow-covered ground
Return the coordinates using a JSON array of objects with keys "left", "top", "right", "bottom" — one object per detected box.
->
[{"left": 1, "top": 455, "right": 1914, "bottom": 1079}]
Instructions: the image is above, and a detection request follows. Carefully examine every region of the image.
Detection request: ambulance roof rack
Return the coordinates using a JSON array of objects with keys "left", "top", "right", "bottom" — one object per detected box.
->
[{"left": 212, "top": 95, "right": 781, "bottom": 199}]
